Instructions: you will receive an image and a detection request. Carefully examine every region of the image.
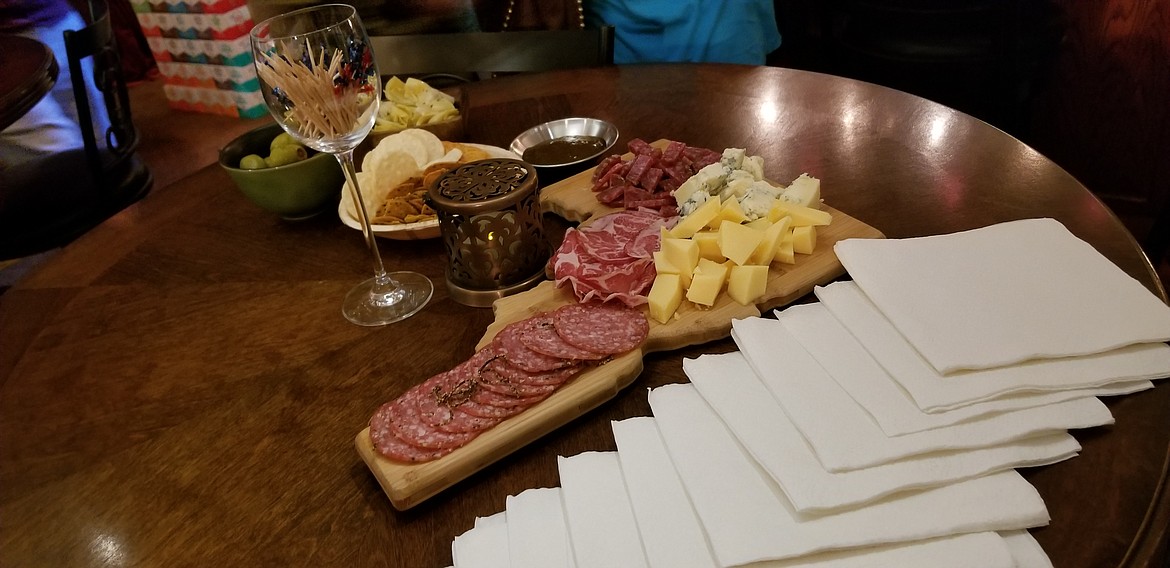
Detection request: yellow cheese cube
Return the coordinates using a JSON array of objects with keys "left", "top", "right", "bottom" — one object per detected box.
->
[
  {"left": 718, "top": 220, "right": 765, "bottom": 266},
  {"left": 647, "top": 273, "right": 684, "bottom": 324},
  {"left": 727, "top": 265, "right": 769, "bottom": 305},
  {"left": 792, "top": 225, "right": 817, "bottom": 254},
  {"left": 747, "top": 216, "right": 792, "bottom": 265},
  {"left": 766, "top": 204, "right": 789, "bottom": 223},
  {"left": 710, "top": 198, "right": 748, "bottom": 228},
  {"left": 695, "top": 257, "right": 730, "bottom": 281},
  {"left": 772, "top": 203, "right": 832, "bottom": 227},
  {"left": 692, "top": 231, "right": 725, "bottom": 261},
  {"left": 774, "top": 239, "right": 795, "bottom": 264},
  {"left": 659, "top": 238, "right": 697, "bottom": 287},
  {"left": 652, "top": 250, "right": 677, "bottom": 274},
  {"left": 671, "top": 197, "right": 721, "bottom": 238},
  {"left": 744, "top": 218, "right": 772, "bottom": 231},
  {"left": 686, "top": 272, "right": 725, "bottom": 306}
]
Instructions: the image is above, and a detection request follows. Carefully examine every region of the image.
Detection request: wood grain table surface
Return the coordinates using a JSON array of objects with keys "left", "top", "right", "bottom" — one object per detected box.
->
[{"left": 1, "top": 63, "right": 1166, "bottom": 567}]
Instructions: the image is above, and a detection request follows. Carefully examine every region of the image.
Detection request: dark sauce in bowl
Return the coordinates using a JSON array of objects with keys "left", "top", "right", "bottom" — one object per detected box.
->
[{"left": 522, "top": 135, "right": 608, "bottom": 165}]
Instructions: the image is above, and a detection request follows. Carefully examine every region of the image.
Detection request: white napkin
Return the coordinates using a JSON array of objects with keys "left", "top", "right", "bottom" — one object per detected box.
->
[
  {"left": 558, "top": 452, "right": 650, "bottom": 568},
  {"left": 732, "top": 317, "right": 1113, "bottom": 471},
  {"left": 452, "top": 512, "right": 510, "bottom": 568},
  {"left": 611, "top": 417, "right": 1020, "bottom": 568},
  {"left": 505, "top": 487, "right": 577, "bottom": 568},
  {"left": 775, "top": 301, "right": 1147, "bottom": 435},
  {"left": 612, "top": 417, "right": 720, "bottom": 568},
  {"left": 684, "top": 352, "right": 1080, "bottom": 513},
  {"left": 647, "top": 383, "right": 1049, "bottom": 566},
  {"left": 834, "top": 218, "right": 1170, "bottom": 373},
  {"left": 814, "top": 281, "right": 1167, "bottom": 412},
  {"left": 1000, "top": 530, "right": 1055, "bottom": 568}
]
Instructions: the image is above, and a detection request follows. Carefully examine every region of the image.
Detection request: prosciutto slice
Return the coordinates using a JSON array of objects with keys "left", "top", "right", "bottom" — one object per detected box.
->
[{"left": 550, "top": 210, "right": 676, "bottom": 306}]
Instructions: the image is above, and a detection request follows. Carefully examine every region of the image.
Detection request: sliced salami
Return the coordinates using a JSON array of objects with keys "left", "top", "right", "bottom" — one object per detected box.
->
[
  {"left": 553, "top": 302, "right": 648, "bottom": 355},
  {"left": 389, "top": 395, "right": 480, "bottom": 450},
  {"left": 436, "top": 407, "right": 500, "bottom": 434},
  {"left": 369, "top": 402, "right": 456, "bottom": 462},
  {"left": 491, "top": 317, "right": 573, "bottom": 373},
  {"left": 456, "top": 396, "right": 529, "bottom": 419},
  {"left": 488, "top": 357, "right": 582, "bottom": 387},
  {"left": 477, "top": 367, "right": 561, "bottom": 398},
  {"left": 471, "top": 387, "right": 548, "bottom": 409},
  {"left": 519, "top": 314, "right": 606, "bottom": 361}
]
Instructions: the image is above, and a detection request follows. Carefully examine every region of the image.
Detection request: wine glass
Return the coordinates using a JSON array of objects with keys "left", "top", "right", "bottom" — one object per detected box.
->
[{"left": 250, "top": 4, "right": 433, "bottom": 326}]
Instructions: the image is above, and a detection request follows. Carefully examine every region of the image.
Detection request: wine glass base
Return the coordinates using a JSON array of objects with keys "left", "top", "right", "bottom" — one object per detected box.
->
[{"left": 342, "top": 272, "right": 433, "bottom": 326}]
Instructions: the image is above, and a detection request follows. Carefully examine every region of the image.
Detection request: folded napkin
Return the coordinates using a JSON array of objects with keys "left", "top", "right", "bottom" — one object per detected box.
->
[
  {"left": 646, "top": 383, "right": 1049, "bottom": 566},
  {"left": 732, "top": 317, "right": 1113, "bottom": 471},
  {"left": 558, "top": 452, "right": 650, "bottom": 568},
  {"left": 1001, "top": 530, "right": 1055, "bottom": 568},
  {"left": 452, "top": 512, "right": 510, "bottom": 568},
  {"left": 814, "top": 281, "right": 1166, "bottom": 412},
  {"left": 684, "top": 352, "right": 1079, "bottom": 513},
  {"left": 611, "top": 417, "right": 1021, "bottom": 568},
  {"left": 776, "top": 301, "right": 1149, "bottom": 435},
  {"left": 505, "top": 488, "right": 577, "bottom": 568},
  {"left": 834, "top": 218, "right": 1170, "bottom": 373}
]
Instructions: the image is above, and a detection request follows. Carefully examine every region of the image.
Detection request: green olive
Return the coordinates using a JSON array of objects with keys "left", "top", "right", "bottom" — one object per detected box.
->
[
  {"left": 265, "top": 144, "right": 308, "bottom": 167},
  {"left": 239, "top": 154, "right": 268, "bottom": 170},
  {"left": 270, "top": 132, "right": 301, "bottom": 151}
]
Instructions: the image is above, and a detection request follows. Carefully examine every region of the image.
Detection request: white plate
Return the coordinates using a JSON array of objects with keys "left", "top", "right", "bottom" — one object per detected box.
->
[{"left": 338, "top": 143, "right": 517, "bottom": 240}]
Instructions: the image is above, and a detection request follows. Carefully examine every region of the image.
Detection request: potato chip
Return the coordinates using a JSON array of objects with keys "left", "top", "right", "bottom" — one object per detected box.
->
[{"left": 377, "top": 76, "right": 459, "bottom": 132}]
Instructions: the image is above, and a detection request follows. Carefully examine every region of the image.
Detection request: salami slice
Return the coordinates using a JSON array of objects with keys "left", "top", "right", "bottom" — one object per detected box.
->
[
  {"left": 471, "top": 386, "right": 549, "bottom": 409},
  {"left": 476, "top": 367, "right": 562, "bottom": 398},
  {"left": 389, "top": 395, "right": 480, "bottom": 450},
  {"left": 488, "top": 357, "right": 582, "bottom": 387},
  {"left": 491, "top": 317, "right": 574, "bottom": 373},
  {"left": 437, "top": 407, "right": 500, "bottom": 434},
  {"left": 456, "top": 396, "right": 529, "bottom": 419},
  {"left": 553, "top": 302, "right": 648, "bottom": 355},
  {"left": 369, "top": 402, "right": 455, "bottom": 462},
  {"left": 519, "top": 314, "right": 606, "bottom": 361}
]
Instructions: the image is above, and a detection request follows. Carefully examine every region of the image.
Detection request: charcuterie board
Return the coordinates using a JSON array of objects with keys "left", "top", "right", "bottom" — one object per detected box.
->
[{"left": 356, "top": 140, "right": 885, "bottom": 510}]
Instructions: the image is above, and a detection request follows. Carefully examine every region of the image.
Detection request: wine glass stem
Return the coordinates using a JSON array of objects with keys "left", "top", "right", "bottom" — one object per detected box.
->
[{"left": 335, "top": 150, "right": 396, "bottom": 293}]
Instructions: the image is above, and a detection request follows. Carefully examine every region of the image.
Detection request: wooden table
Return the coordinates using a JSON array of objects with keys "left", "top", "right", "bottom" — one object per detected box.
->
[
  {"left": 1, "top": 64, "right": 1166, "bottom": 567},
  {"left": 0, "top": 34, "right": 58, "bottom": 131}
]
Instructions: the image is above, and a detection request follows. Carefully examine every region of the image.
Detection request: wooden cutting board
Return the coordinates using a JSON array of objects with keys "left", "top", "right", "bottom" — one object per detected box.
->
[{"left": 356, "top": 141, "right": 885, "bottom": 510}]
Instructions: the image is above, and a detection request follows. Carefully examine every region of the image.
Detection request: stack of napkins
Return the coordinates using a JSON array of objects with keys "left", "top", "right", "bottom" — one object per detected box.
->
[{"left": 446, "top": 218, "right": 1170, "bottom": 568}]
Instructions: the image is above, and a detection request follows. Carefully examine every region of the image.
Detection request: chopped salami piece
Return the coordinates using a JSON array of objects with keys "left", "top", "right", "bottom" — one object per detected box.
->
[
  {"left": 491, "top": 317, "right": 574, "bottom": 373},
  {"left": 640, "top": 167, "right": 664, "bottom": 191},
  {"left": 370, "top": 403, "right": 456, "bottom": 462},
  {"left": 661, "top": 140, "right": 686, "bottom": 165},
  {"left": 624, "top": 154, "right": 654, "bottom": 185},
  {"left": 519, "top": 314, "right": 607, "bottom": 360},
  {"left": 553, "top": 302, "right": 649, "bottom": 355},
  {"left": 592, "top": 154, "right": 623, "bottom": 183},
  {"left": 627, "top": 138, "right": 652, "bottom": 155},
  {"left": 660, "top": 204, "right": 679, "bottom": 218},
  {"left": 389, "top": 395, "right": 480, "bottom": 450},
  {"left": 626, "top": 197, "right": 675, "bottom": 211},
  {"left": 596, "top": 184, "right": 626, "bottom": 206}
]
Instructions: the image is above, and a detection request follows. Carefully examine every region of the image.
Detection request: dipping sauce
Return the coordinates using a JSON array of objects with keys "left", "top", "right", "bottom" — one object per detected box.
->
[{"left": 521, "top": 135, "right": 607, "bottom": 165}]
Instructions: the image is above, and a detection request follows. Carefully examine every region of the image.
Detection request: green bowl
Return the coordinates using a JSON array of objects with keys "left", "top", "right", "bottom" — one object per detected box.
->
[{"left": 219, "top": 123, "right": 345, "bottom": 220}]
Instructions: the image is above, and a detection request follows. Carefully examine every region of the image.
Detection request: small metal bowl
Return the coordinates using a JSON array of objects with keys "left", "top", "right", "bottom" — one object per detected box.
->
[{"left": 509, "top": 118, "right": 619, "bottom": 178}]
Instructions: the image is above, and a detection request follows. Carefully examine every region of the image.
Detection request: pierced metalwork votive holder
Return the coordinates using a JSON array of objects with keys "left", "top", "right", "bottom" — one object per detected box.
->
[{"left": 426, "top": 158, "right": 550, "bottom": 307}]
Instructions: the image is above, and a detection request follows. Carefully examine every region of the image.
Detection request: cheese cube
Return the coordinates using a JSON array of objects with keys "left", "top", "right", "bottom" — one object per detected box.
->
[
  {"left": 774, "top": 239, "right": 795, "bottom": 264},
  {"left": 766, "top": 204, "right": 789, "bottom": 223},
  {"left": 772, "top": 203, "right": 832, "bottom": 227},
  {"left": 727, "top": 265, "right": 769, "bottom": 305},
  {"left": 686, "top": 272, "right": 725, "bottom": 306},
  {"left": 692, "top": 231, "right": 725, "bottom": 261},
  {"left": 710, "top": 198, "right": 748, "bottom": 228},
  {"left": 718, "top": 220, "right": 765, "bottom": 266},
  {"left": 744, "top": 218, "right": 772, "bottom": 231},
  {"left": 659, "top": 238, "right": 698, "bottom": 287},
  {"left": 695, "top": 257, "right": 730, "bottom": 280},
  {"left": 779, "top": 173, "right": 821, "bottom": 209},
  {"left": 647, "top": 273, "right": 685, "bottom": 324},
  {"left": 792, "top": 225, "right": 817, "bottom": 254},
  {"left": 671, "top": 196, "right": 721, "bottom": 238},
  {"left": 747, "top": 216, "right": 792, "bottom": 265}
]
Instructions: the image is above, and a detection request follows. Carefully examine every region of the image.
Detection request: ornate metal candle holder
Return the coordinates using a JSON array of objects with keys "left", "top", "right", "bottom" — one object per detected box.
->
[{"left": 426, "top": 158, "right": 550, "bottom": 307}]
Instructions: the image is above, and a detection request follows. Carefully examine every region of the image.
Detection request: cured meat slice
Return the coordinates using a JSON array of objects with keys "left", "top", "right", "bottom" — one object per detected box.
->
[
  {"left": 471, "top": 385, "right": 550, "bottom": 409},
  {"left": 456, "top": 396, "right": 528, "bottom": 419},
  {"left": 519, "top": 314, "right": 606, "bottom": 361},
  {"left": 370, "top": 403, "right": 456, "bottom": 462},
  {"left": 491, "top": 317, "right": 572, "bottom": 373},
  {"left": 389, "top": 395, "right": 480, "bottom": 450},
  {"left": 553, "top": 302, "right": 649, "bottom": 355},
  {"left": 437, "top": 407, "right": 500, "bottom": 434},
  {"left": 488, "top": 357, "right": 581, "bottom": 387},
  {"left": 477, "top": 367, "right": 562, "bottom": 398}
]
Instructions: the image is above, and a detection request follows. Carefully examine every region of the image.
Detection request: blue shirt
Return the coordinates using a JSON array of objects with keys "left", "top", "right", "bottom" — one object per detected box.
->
[{"left": 585, "top": 0, "right": 781, "bottom": 65}]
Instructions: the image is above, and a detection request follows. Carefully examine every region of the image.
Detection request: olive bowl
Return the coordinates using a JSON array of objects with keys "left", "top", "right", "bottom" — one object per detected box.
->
[
  {"left": 509, "top": 117, "right": 619, "bottom": 182},
  {"left": 219, "top": 123, "right": 345, "bottom": 220}
]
